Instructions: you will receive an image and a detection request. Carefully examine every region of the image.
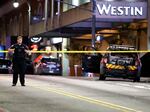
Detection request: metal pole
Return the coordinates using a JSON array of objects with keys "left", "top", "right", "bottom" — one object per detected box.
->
[
  {"left": 27, "top": 0, "right": 31, "bottom": 38},
  {"left": 44, "top": 0, "right": 48, "bottom": 31},
  {"left": 57, "top": 0, "right": 60, "bottom": 15},
  {"left": 91, "top": 0, "right": 96, "bottom": 50},
  {"left": 148, "top": 0, "right": 150, "bottom": 50},
  {"left": 51, "top": 0, "right": 54, "bottom": 28},
  {"left": 57, "top": 0, "right": 60, "bottom": 26}
]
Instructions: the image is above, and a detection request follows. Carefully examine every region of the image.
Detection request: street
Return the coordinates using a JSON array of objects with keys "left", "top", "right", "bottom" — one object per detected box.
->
[{"left": 0, "top": 74, "right": 150, "bottom": 112}]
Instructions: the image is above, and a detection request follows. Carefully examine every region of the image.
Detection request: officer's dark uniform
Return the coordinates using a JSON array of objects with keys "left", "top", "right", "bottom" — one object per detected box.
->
[{"left": 10, "top": 44, "right": 28, "bottom": 86}]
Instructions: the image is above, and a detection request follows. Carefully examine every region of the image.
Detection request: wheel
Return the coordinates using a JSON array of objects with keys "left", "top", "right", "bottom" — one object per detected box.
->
[
  {"left": 34, "top": 67, "right": 38, "bottom": 75},
  {"left": 37, "top": 69, "right": 42, "bottom": 75},
  {"left": 34, "top": 67, "right": 42, "bottom": 75},
  {"left": 99, "top": 64, "right": 106, "bottom": 80}
]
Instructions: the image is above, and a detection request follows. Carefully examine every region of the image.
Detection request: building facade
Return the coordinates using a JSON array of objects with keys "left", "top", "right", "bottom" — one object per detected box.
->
[{"left": 0, "top": 0, "right": 149, "bottom": 76}]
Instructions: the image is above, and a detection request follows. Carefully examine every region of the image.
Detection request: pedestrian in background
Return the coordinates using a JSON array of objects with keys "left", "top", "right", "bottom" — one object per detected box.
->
[{"left": 8, "top": 36, "right": 31, "bottom": 86}]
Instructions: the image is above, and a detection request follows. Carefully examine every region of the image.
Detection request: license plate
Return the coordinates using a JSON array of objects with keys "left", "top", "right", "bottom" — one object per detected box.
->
[
  {"left": 2, "top": 65, "right": 6, "bottom": 68},
  {"left": 49, "top": 71, "right": 54, "bottom": 73}
]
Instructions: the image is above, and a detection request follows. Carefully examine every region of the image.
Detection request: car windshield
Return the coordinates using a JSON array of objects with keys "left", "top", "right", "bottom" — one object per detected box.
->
[
  {"left": 41, "top": 58, "right": 58, "bottom": 63},
  {"left": 110, "top": 53, "right": 137, "bottom": 58}
]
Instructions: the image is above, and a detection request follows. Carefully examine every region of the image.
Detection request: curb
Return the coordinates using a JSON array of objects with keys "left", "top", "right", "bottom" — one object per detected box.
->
[{"left": 140, "top": 77, "right": 150, "bottom": 83}]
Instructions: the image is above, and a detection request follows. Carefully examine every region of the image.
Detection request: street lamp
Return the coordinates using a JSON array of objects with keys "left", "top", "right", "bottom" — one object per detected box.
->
[{"left": 13, "top": 0, "right": 19, "bottom": 8}]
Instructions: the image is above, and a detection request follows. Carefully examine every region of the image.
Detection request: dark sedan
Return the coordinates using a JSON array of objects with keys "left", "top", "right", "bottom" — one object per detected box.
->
[
  {"left": 0, "top": 59, "right": 12, "bottom": 74},
  {"left": 34, "top": 57, "right": 62, "bottom": 75}
]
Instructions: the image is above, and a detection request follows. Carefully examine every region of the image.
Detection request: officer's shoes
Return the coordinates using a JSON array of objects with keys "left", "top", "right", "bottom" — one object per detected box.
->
[
  {"left": 21, "top": 84, "right": 26, "bottom": 86},
  {"left": 12, "top": 84, "right": 16, "bottom": 86}
]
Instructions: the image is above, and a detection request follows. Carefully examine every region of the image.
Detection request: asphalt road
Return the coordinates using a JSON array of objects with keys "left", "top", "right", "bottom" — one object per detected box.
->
[{"left": 0, "top": 74, "right": 150, "bottom": 112}]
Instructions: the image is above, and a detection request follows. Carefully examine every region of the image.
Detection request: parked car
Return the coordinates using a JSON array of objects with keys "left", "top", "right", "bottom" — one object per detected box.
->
[
  {"left": 99, "top": 44, "right": 141, "bottom": 82},
  {"left": 140, "top": 53, "right": 150, "bottom": 77},
  {"left": 0, "top": 59, "right": 12, "bottom": 74},
  {"left": 34, "top": 57, "right": 62, "bottom": 75}
]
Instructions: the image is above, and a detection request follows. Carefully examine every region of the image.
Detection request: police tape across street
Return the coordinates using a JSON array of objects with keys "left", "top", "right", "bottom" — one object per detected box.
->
[{"left": 1, "top": 50, "right": 150, "bottom": 53}]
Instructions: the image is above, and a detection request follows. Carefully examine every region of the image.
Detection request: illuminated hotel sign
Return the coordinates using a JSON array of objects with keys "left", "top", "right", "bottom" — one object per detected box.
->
[{"left": 96, "top": 1, "right": 147, "bottom": 19}]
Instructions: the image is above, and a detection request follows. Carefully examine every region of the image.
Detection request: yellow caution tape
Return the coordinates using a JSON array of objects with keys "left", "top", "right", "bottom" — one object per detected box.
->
[{"left": 1, "top": 50, "right": 150, "bottom": 53}]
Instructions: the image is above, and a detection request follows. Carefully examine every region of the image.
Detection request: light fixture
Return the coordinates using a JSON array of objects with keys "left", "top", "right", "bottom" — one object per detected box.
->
[
  {"left": 96, "top": 35, "right": 104, "bottom": 42},
  {"left": 13, "top": 0, "right": 19, "bottom": 8}
]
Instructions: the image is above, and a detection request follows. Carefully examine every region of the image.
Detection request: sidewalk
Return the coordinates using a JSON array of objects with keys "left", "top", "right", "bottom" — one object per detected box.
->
[{"left": 140, "top": 77, "right": 150, "bottom": 83}]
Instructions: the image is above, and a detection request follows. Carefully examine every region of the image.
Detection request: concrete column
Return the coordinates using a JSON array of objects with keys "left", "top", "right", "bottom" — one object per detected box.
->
[
  {"left": 51, "top": 0, "right": 54, "bottom": 28},
  {"left": 148, "top": 0, "right": 150, "bottom": 50},
  {"left": 0, "top": 18, "right": 6, "bottom": 45},
  {"left": 62, "top": 38, "right": 69, "bottom": 76},
  {"left": 27, "top": 0, "right": 31, "bottom": 38},
  {"left": 57, "top": 0, "right": 60, "bottom": 15},
  {"left": 57, "top": 0, "right": 60, "bottom": 26},
  {"left": 44, "top": 0, "right": 48, "bottom": 31}
]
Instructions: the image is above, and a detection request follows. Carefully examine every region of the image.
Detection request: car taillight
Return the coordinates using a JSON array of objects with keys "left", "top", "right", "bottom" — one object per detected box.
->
[
  {"left": 104, "top": 59, "right": 108, "bottom": 63},
  {"left": 41, "top": 63, "right": 47, "bottom": 66},
  {"left": 101, "top": 58, "right": 108, "bottom": 64},
  {"left": 56, "top": 64, "right": 61, "bottom": 67}
]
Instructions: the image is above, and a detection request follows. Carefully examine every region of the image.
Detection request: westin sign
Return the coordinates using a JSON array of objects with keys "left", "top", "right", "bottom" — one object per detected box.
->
[{"left": 96, "top": 1, "right": 147, "bottom": 19}]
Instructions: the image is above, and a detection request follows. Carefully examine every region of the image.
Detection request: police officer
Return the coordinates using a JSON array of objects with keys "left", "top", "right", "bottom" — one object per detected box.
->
[{"left": 8, "top": 36, "right": 31, "bottom": 86}]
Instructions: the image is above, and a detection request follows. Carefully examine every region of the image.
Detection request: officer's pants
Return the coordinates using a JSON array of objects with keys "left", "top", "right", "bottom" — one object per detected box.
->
[{"left": 12, "top": 60, "right": 26, "bottom": 85}]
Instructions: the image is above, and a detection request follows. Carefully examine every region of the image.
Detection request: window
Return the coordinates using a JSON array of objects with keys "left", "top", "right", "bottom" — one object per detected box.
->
[{"left": 63, "top": 0, "right": 90, "bottom": 12}]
